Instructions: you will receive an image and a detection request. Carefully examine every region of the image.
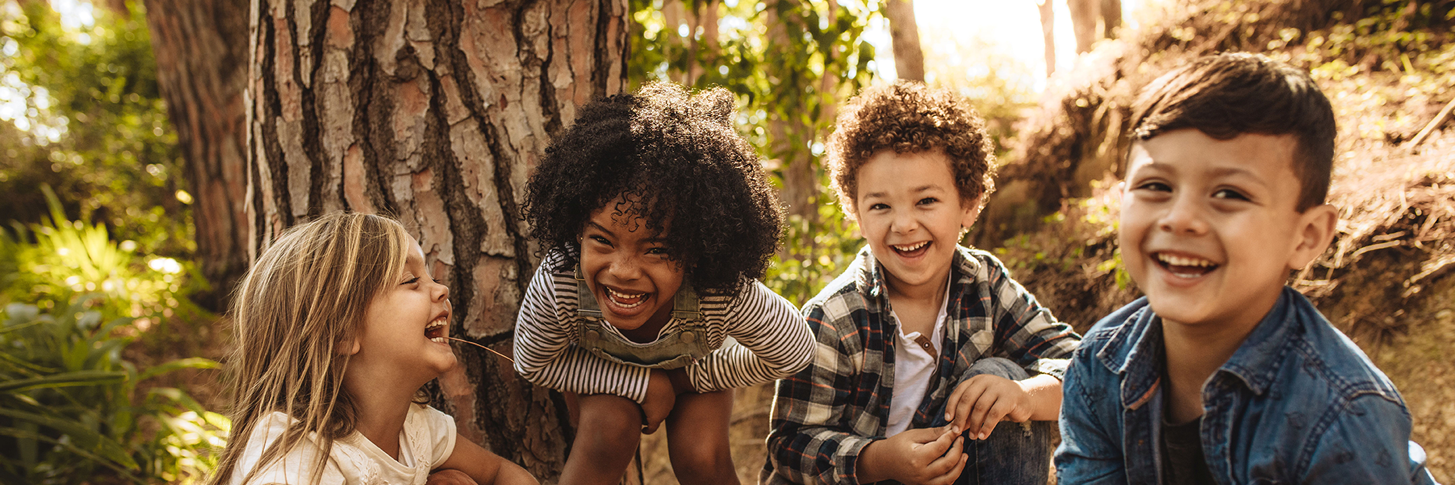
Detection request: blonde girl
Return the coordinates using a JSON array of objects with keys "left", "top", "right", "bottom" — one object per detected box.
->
[{"left": 209, "top": 213, "right": 536, "bottom": 485}]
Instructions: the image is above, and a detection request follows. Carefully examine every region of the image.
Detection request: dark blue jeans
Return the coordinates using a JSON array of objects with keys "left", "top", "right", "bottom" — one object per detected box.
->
[{"left": 931, "top": 357, "right": 1053, "bottom": 485}]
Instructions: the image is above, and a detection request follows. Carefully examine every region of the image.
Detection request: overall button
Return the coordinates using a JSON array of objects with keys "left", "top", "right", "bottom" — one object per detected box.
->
[
  {"left": 585, "top": 329, "right": 600, "bottom": 341},
  {"left": 681, "top": 332, "right": 696, "bottom": 343}
]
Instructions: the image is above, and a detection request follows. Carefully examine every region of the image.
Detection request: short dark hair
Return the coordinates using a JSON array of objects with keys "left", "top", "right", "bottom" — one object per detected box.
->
[
  {"left": 826, "top": 81, "right": 996, "bottom": 212},
  {"left": 1130, "top": 52, "right": 1336, "bottom": 212},
  {"left": 523, "top": 82, "right": 784, "bottom": 293}
]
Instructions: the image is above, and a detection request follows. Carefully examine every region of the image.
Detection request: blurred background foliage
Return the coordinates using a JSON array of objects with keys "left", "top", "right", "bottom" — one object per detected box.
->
[{"left": 2, "top": 0, "right": 1453, "bottom": 482}]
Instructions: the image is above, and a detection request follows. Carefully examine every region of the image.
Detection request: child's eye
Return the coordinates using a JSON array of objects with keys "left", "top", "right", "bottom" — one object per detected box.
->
[
  {"left": 1212, "top": 188, "right": 1249, "bottom": 201},
  {"left": 1134, "top": 181, "right": 1172, "bottom": 192},
  {"left": 917, "top": 197, "right": 938, "bottom": 206},
  {"left": 869, "top": 203, "right": 889, "bottom": 211},
  {"left": 646, "top": 247, "right": 669, "bottom": 256},
  {"left": 401, "top": 276, "right": 420, "bottom": 285},
  {"left": 588, "top": 235, "right": 612, "bottom": 246}
]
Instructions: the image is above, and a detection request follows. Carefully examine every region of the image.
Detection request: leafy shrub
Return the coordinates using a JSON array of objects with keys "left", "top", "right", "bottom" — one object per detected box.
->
[{"left": 0, "top": 189, "right": 223, "bottom": 484}]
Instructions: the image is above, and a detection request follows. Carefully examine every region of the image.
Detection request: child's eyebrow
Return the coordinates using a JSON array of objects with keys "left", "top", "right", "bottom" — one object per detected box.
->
[{"left": 586, "top": 221, "right": 615, "bottom": 236}]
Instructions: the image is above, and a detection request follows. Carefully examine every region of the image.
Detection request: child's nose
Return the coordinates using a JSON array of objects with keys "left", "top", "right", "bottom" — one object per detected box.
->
[
  {"left": 890, "top": 210, "right": 919, "bottom": 234},
  {"left": 1158, "top": 194, "right": 1209, "bottom": 235},
  {"left": 609, "top": 256, "right": 644, "bottom": 279}
]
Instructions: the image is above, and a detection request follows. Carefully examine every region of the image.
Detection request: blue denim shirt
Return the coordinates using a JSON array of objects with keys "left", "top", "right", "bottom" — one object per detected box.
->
[{"left": 1055, "top": 287, "right": 1439, "bottom": 484}]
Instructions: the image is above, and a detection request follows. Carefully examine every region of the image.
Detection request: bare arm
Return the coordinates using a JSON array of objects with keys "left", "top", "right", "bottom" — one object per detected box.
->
[{"left": 433, "top": 434, "right": 539, "bottom": 485}]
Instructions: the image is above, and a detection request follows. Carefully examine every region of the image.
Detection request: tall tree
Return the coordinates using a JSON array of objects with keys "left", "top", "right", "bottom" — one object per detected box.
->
[
  {"left": 1038, "top": 0, "right": 1056, "bottom": 76},
  {"left": 882, "top": 0, "right": 923, "bottom": 82},
  {"left": 143, "top": 0, "right": 251, "bottom": 311},
  {"left": 1067, "top": 0, "right": 1098, "bottom": 53},
  {"left": 243, "top": 0, "right": 628, "bottom": 481}
]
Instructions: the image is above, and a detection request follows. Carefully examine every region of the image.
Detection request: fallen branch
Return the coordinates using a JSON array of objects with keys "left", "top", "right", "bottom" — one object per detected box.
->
[{"left": 1408, "top": 96, "right": 1455, "bottom": 148}]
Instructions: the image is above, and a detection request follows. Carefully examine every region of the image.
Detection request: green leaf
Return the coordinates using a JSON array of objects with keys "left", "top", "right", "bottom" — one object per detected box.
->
[
  {"left": 0, "top": 369, "right": 126, "bottom": 393},
  {"left": 0, "top": 409, "right": 139, "bottom": 470},
  {"left": 137, "top": 357, "right": 220, "bottom": 381}
]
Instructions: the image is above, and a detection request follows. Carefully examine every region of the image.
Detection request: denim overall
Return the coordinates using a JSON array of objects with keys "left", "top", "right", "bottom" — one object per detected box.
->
[{"left": 573, "top": 268, "right": 710, "bottom": 370}]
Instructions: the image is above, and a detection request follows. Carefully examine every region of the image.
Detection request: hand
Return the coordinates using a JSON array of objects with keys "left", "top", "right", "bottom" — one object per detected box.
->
[
  {"left": 640, "top": 368, "right": 677, "bottom": 434},
  {"left": 944, "top": 374, "right": 1035, "bottom": 440},
  {"left": 858, "top": 426, "right": 967, "bottom": 485},
  {"left": 426, "top": 469, "right": 480, "bottom": 485}
]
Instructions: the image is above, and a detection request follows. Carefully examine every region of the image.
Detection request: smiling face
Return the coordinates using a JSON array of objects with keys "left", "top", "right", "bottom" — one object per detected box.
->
[
  {"left": 353, "top": 235, "right": 456, "bottom": 382},
  {"left": 853, "top": 150, "right": 981, "bottom": 298},
  {"left": 580, "top": 195, "right": 686, "bottom": 335},
  {"left": 1120, "top": 129, "right": 1337, "bottom": 333}
]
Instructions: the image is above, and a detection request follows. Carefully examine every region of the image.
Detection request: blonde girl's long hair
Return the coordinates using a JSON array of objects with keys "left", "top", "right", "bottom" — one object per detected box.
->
[{"left": 209, "top": 213, "right": 411, "bottom": 485}]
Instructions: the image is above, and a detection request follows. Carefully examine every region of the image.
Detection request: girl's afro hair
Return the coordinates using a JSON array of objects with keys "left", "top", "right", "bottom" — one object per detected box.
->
[{"left": 523, "top": 82, "right": 785, "bottom": 294}]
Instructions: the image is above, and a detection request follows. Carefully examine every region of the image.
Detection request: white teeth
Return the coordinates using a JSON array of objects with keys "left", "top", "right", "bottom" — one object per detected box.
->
[
  {"left": 606, "top": 287, "right": 646, "bottom": 309},
  {"left": 893, "top": 241, "right": 929, "bottom": 252},
  {"left": 1157, "top": 253, "right": 1215, "bottom": 267},
  {"left": 425, "top": 318, "right": 448, "bottom": 343}
]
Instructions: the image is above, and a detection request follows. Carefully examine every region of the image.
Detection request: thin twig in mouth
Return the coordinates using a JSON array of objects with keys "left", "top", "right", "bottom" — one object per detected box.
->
[{"left": 448, "top": 337, "right": 515, "bottom": 363}]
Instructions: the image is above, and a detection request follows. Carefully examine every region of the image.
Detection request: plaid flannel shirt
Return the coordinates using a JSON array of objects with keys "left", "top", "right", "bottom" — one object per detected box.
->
[{"left": 761, "top": 245, "right": 1081, "bottom": 485}]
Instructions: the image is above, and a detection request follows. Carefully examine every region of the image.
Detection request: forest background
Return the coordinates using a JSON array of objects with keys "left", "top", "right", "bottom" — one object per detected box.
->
[{"left": 0, "top": 0, "right": 1450, "bottom": 483}]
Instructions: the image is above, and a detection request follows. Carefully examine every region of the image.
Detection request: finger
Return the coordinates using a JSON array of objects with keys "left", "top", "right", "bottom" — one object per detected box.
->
[
  {"left": 944, "top": 381, "right": 971, "bottom": 421},
  {"left": 949, "top": 380, "right": 987, "bottom": 432},
  {"left": 920, "top": 425, "right": 959, "bottom": 457},
  {"left": 976, "top": 400, "right": 1015, "bottom": 440},
  {"left": 924, "top": 436, "right": 965, "bottom": 478},
  {"left": 930, "top": 454, "right": 969, "bottom": 485},
  {"left": 967, "top": 392, "right": 1000, "bottom": 439}
]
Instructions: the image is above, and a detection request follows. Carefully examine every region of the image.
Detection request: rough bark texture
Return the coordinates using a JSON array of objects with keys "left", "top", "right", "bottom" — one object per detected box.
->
[
  {"left": 144, "top": 0, "right": 252, "bottom": 312},
  {"left": 243, "top": 0, "right": 628, "bottom": 481},
  {"left": 883, "top": 0, "right": 924, "bottom": 82}
]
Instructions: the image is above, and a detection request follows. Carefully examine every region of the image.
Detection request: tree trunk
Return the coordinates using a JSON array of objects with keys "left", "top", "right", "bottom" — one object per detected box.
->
[
  {"left": 244, "top": 0, "right": 628, "bottom": 482},
  {"left": 143, "top": 0, "right": 251, "bottom": 312},
  {"left": 1100, "top": 0, "right": 1121, "bottom": 39},
  {"left": 1038, "top": 0, "right": 1056, "bottom": 76},
  {"left": 1067, "top": 0, "right": 1098, "bottom": 53},
  {"left": 883, "top": 0, "right": 924, "bottom": 82}
]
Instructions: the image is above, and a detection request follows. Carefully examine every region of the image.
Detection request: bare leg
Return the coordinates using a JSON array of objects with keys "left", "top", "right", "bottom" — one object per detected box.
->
[
  {"left": 666, "top": 389, "right": 739, "bottom": 485},
  {"left": 559, "top": 393, "right": 643, "bottom": 485}
]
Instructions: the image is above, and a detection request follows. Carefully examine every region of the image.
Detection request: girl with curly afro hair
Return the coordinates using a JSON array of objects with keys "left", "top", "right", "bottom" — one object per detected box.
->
[{"left": 512, "top": 82, "right": 813, "bottom": 485}]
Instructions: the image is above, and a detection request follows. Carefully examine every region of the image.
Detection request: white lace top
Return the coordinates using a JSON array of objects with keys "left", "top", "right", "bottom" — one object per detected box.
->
[{"left": 230, "top": 404, "right": 457, "bottom": 485}]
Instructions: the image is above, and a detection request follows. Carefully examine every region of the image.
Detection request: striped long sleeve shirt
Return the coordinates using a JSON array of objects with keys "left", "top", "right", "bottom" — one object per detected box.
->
[
  {"left": 761, "top": 245, "right": 1082, "bottom": 485},
  {"left": 513, "top": 248, "right": 814, "bottom": 403}
]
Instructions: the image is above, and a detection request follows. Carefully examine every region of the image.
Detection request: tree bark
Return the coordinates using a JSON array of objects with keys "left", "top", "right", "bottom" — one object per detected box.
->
[
  {"left": 1067, "top": 0, "right": 1098, "bottom": 53},
  {"left": 1038, "top": 0, "right": 1056, "bottom": 76},
  {"left": 883, "top": 0, "right": 924, "bottom": 82},
  {"left": 143, "top": 0, "right": 251, "bottom": 312},
  {"left": 243, "top": 0, "right": 628, "bottom": 481},
  {"left": 1100, "top": 0, "right": 1121, "bottom": 39}
]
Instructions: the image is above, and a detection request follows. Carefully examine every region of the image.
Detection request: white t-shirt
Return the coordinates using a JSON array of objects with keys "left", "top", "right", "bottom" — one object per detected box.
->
[
  {"left": 230, "top": 403, "right": 457, "bottom": 485},
  {"left": 885, "top": 281, "right": 950, "bottom": 437}
]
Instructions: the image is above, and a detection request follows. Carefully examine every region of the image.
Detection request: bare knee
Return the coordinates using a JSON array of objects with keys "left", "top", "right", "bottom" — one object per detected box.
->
[
  {"left": 574, "top": 394, "right": 642, "bottom": 455},
  {"left": 668, "top": 434, "right": 737, "bottom": 485}
]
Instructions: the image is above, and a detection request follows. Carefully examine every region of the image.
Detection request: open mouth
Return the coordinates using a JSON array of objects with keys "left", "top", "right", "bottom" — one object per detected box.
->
[
  {"left": 1154, "top": 252, "right": 1219, "bottom": 279},
  {"left": 424, "top": 317, "right": 449, "bottom": 343},
  {"left": 891, "top": 241, "right": 931, "bottom": 258},
  {"left": 605, "top": 287, "right": 648, "bottom": 309}
]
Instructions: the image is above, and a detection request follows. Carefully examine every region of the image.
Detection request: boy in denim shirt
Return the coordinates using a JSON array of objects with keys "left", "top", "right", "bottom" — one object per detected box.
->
[
  {"left": 1055, "top": 53, "right": 1439, "bottom": 484},
  {"left": 762, "top": 82, "right": 1081, "bottom": 485}
]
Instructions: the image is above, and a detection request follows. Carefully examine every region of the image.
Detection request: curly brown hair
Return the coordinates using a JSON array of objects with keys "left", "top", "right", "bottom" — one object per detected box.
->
[
  {"left": 826, "top": 81, "right": 996, "bottom": 212},
  {"left": 523, "top": 82, "right": 784, "bottom": 294}
]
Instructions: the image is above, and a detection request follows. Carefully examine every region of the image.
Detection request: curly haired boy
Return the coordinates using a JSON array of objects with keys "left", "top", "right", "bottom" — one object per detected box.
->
[
  {"left": 513, "top": 82, "right": 813, "bottom": 485},
  {"left": 762, "top": 81, "right": 1081, "bottom": 485}
]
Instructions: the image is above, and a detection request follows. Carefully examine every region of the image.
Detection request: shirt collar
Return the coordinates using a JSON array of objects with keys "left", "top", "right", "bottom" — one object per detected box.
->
[{"left": 1100, "top": 287, "right": 1302, "bottom": 405}]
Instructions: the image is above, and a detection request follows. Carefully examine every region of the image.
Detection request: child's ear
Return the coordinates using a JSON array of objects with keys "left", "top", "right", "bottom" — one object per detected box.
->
[
  {"left": 338, "top": 338, "right": 361, "bottom": 356},
  {"left": 1288, "top": 203, "right": 1338, "bottom": 271},
  {"left": 960, "top": 195, "right": 984, "bottom": 230}
]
